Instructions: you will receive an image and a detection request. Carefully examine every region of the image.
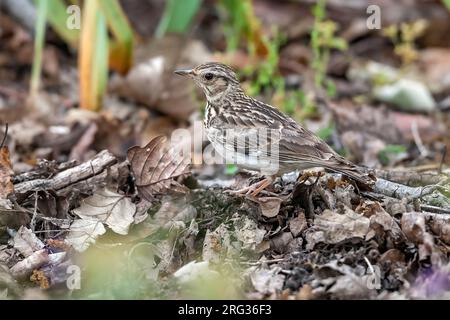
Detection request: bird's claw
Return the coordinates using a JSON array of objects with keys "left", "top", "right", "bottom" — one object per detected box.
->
[{"left": 226, "top": 178, "right": 273, "bottom": 197}]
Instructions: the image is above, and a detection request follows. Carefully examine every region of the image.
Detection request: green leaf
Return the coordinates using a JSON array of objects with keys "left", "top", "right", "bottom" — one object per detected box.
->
[
  {"left": 36, "top": 0, "right": 79, "bottom": 47},
  {"left": 443, "top": 0, "right": 450, "bottom": 11},
  {"left": 99, "top": 0, "right": 134, "bottom": 74},
  {"left": 30, "top": 0, "right": 48, "bottom": 98},
  {"left": 47, "top": 0, "right": 80, "bottom": 47},
  {"left": 92, "top": 11, "right": 108, "bottom": 110},
  {"left": 156, "top": 0, "right": 201, "bottom": 36}
]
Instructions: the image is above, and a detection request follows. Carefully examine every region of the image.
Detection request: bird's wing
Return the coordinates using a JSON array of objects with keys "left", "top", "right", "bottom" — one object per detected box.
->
[
  {"left": 278, "top": 122, "right": 337, "bottom": 164},
  {"left": 207, "top": 98, "right": 286, "bottom": 154},
  {"left": 278, "top": 122, "right": 375, "bottom": 185},
  {"left": 208, "top": 97, "right": 339, "bottom": 163}
]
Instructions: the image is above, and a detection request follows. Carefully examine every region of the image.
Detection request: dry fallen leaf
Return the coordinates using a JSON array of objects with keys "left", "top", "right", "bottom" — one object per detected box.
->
[
  {"left": 233, "top": 214, "right": 266, "bottom": 251},
  {"left": 270, "top": 232, "right": 294, "bottom": 252},
  {"left": 173, "top": 261, "right": 220, "bottom": 285},
  {"left": 127, "top": 135, "right": 190, "bottom": 201},
  {"left": 202, "top": 225, "right": 232, "bottom": 263},
  {"left": 356, "top": 201, "right": 403, "bottom": 242},
  {"left": 30, "top": 270, "right": 49, "bottom": 289},
  {"left": 65, "top": 219, "right": 106, "bottom": 252},
  {"left": 73, "top": 188, "right": 136, "bottom": 235},
  {"left": 13, "top": 226, "right": 45, "bottom": 257},
  {"left": 327, "top": 274, "right": 375, "bottom": 299},
  {"left": 0, "top": 145, "right": 14, "bottom": 199},
  {"left": 426, "top": 213, "right": 450, "bottom": 245},
  {"left": 256, "top": 197, "right": 283, "bottom": 218},
  {"left": 289, "top": 211, "right": 307, "bottom": 237},
  {"left": 250, "top": 266, "right": 285, "bottom": 295},
  {"left": 305, "top": 208, "right": 370, "bottom": 250},
  {"left": 401, "top": 212, "right": 430, "bottom": 244},
  {"left": 401, "top": 212, "right": 436, "bottom": 261}
]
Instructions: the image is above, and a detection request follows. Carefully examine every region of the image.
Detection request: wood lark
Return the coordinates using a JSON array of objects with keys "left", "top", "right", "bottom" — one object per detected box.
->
[{"left": 175, "top": 62, "right": 375, "bottom": 196}]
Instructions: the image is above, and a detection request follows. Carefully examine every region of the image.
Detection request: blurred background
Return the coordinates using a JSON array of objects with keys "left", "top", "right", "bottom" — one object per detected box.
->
[
  {"left": 1, "top": 0, "right": 449, "bottom": 169},
  {"left": 0, "top": 0, "right": 449, "bottom": 299}
]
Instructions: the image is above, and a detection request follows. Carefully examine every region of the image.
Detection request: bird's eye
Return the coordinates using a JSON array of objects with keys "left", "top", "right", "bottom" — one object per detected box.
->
[{"left": 204, "top": 73, "right": 214, "bottom": 80}]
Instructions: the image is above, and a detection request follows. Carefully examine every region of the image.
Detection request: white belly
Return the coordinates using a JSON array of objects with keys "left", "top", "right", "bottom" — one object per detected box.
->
[{"left": 206, "top": 128, "right": 281, "bottom": 176}]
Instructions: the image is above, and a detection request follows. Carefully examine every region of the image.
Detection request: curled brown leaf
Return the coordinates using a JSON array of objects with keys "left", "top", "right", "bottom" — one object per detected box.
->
[{"left": 127, "top": 136, "right": 190, "bottom": 201}]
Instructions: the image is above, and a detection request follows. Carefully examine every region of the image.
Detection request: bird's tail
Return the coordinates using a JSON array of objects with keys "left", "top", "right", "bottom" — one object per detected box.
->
[{"left": 323, "top": 157, "right": 376, "bottom": 188}]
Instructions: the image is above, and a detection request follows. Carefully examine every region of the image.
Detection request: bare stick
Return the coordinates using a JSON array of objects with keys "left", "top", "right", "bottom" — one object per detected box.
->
[
  {"left": 374, "top": 178, "right": 427, "bottom": 199},
  {"left": 14, "top": 150, "right": 117, "bottom": 194},
  {"left": 420, "top": 204, "right": 450, "bottom": 215}
]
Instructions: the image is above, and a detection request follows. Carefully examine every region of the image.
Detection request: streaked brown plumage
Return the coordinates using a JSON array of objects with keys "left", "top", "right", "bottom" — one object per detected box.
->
[{"left": 175, "top": 62, "right": 375, "bottom": 194}]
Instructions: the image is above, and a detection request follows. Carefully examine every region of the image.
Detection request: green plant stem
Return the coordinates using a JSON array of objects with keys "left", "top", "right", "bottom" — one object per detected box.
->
[{"left": 30, "top": 0, "right": 48, "bottom": 98}]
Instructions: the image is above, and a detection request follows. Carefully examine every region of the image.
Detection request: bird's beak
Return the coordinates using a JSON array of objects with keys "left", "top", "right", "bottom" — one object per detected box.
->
[{"left": 174, "top": 68, "right": 194, "bottom": 77}]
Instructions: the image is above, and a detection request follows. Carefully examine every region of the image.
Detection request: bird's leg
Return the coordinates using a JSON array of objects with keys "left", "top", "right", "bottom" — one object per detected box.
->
[
  {"left": 312, "top": 171, "right": 323, "bottom": 186},
  {"left": 229, "top": 176, "right": 273, "bottom": 196},
  {"left": 250, "top": 177, "right": 273, "bottom": 197}
]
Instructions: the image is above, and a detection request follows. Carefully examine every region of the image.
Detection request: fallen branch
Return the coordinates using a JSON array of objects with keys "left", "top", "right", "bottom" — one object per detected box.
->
[
  {"left": 373, "top": 178, "right": 449, "bottom": 210},
  {"left": 374, "top": 169, "right": 449, "bottom": 187},
  {"left": 374, "top": 178, "right": 428, "bottom": 199},
  {"left": 14, "top": 150, "right": 117, "bottom": 194},
  {"left": 420, "top": 204, "right": 450, "bottom": 215}
]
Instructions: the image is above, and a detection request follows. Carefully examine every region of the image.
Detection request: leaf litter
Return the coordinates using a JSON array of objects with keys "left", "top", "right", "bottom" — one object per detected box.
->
[{"left": 0, "top": 2, "right": 450, "bottom": 300}]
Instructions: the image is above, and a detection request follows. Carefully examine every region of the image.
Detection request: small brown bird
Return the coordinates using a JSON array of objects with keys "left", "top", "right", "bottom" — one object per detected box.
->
[{"left": 175, "top": 62, "right": 374, "bottom": 195}]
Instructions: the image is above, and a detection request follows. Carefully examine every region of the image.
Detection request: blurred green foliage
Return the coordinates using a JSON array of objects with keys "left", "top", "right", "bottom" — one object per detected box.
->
[
  {"left": 30, "top": 0, "right": 133, "bottom": 111},
  {"left": 317, "top": 123, "right": 335, "bottom": 141},
  {"left": 225, "top": 164, "right": 239, "bottom": 175},
  {"left": 382, "top": 20, "right": 428, "bottom": 67},
  {"left": 156, "top": 0, "right": 201, "bottom": 37},
  {"left": 34, "top": 0, "right": 79, "bottom": 47},
  {"left": 219, "top": 0, "right": 268, "bottom": 57},
  {"left": 245, "top": 30, "right": 285, "bottom": 96},
  {"left": 311, "top": 0, "right": 347, "bottom": 92},
  {"left": 378, "top": 144, "right": 407, "bottom": 166},
  {"left": 443, "top": 0, "right": 450, "bottom": 11}
]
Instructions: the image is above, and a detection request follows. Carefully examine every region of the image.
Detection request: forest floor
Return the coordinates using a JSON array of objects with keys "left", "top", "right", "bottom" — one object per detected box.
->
[{"left": 0, "top": 0, "right": 450, "bottom": 299}]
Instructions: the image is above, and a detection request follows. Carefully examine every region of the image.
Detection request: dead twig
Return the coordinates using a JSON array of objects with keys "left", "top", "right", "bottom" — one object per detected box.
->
[
  {"left": 373, "top": 178, "right": 449, "bottom": 211},
  {"left": 14, "top": 150, "right": 117, "bottom": 194},
  {"left": 374, "top": 168, "right": 448, "bottom": 187},
  {"left": 420, "top": 204, "right": 450, "bottom": 215}
]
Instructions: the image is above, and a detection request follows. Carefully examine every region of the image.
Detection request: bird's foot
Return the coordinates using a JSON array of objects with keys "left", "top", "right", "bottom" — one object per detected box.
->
[{"left": 227, "top": 178, "right": 273, "bottom": 197}]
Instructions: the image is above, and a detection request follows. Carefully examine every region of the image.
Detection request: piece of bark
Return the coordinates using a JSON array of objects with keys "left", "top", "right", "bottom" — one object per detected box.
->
[{"left": 14, "top": 150, "right": 116, "bottom": 194}]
